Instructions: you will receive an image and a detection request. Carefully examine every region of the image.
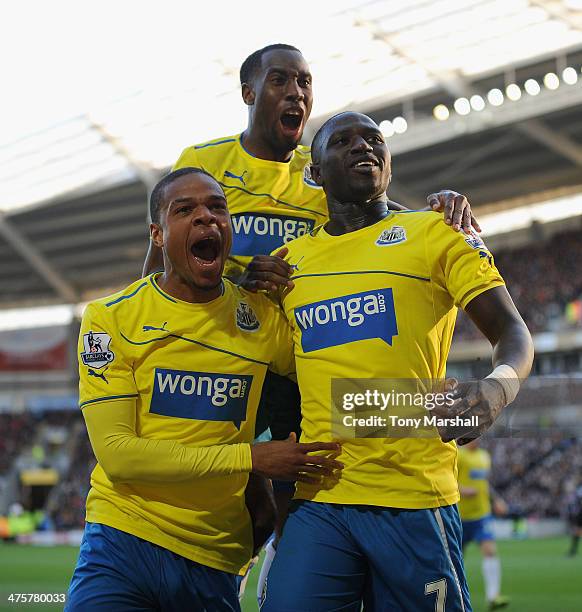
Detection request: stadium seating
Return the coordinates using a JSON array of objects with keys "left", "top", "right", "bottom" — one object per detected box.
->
[{"left": 455, "top": 227, "right": 582, "bottom": 340}]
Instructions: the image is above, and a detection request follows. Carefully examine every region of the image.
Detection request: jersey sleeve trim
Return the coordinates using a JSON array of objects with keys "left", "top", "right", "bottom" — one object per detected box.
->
[
  {"left": 459, "top": 279, "right": 506, "bottom": 310},
  {"left": 80, "top": 394, "right": 139, "bottom": 409}
]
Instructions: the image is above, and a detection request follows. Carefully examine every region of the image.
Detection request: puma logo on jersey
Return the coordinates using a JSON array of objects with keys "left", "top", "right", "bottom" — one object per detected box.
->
[
  {"left": 88, "top": 369, "right": 108, "bottom": 383},
  {"left": 143, "top": 322, "right": 168, "bottom": 332},
  {"left": 224, "top": 170, "right": 248, "bottom": 186}
]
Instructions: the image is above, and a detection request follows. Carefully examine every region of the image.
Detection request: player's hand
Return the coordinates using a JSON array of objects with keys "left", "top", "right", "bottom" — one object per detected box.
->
[
  {"left": 239, "top": 247, "right": 294, "bottom": 293},
  {"left": 427, "top": 190, "right": 482, "bottom": 233},
  {"left": 245, "top": 473, "right": 276, "bottom": 556},
  {"left": 433, "top": 378, "right": 506, "bottom": 444},
  {"left": 251, "top": 433, "right": 343, "bottom": 483}
]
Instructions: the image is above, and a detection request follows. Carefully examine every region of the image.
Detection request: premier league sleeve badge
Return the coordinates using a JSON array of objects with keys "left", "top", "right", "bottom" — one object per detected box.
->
[{"left": 81, "top": 331, "right": 115, "bottom": 369}]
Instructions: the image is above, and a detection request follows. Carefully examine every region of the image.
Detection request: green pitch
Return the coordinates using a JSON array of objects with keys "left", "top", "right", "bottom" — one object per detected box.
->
[{"left": 0, "top": 538, "right": 579, "bottom": 611}]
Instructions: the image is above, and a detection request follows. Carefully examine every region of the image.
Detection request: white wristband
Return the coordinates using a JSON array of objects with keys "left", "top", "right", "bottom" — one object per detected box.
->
[{"left": 485, "top": 364, "right": 520, "bottom": 405}]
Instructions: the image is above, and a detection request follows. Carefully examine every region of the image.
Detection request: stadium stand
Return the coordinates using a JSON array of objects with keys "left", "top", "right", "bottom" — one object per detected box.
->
[
  {"left": 484, "top": 436, "right": 582, "bottom": 519},
  {"left": 455, "top": 226, "right": 582, "bottom": 340},
  {"left": 0, "top": 414, "right": 35, "bottom": 475}
]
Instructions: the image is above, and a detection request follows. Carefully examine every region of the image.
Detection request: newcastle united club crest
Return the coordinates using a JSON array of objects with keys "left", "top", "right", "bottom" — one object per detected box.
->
[{"left": 236, "top": 302, "right": 260, "bottom": 332}]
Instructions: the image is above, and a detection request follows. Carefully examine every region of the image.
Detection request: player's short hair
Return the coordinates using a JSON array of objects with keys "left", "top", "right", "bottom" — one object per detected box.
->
[
  {"left": 311, "top": 112, "right": 354, "bottom": 164},
  {"left": 149, "top": 167, "right": 222, "bottom": 223},
  {"left": 240, "top": 43, "right": 302, "bottom": 85}
]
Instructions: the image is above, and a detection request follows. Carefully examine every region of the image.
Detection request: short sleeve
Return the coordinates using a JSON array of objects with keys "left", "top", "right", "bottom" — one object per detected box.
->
[
  {"left": 172, "top": 146, "right": 201, "bottom": 171},
  {"left": 78, "top": 302, "right": 138, "bottom": 409},
  {"left": 426, "top": 221, "right": 505, "bottom": 310}
]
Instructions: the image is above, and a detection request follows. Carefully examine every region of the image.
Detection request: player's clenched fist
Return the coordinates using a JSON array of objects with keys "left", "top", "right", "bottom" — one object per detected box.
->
[
  {"left": 251, "top": 433, "right": 343, "bottom": 483},
  {"left": 434, "top": 378, "right": 506, "bottom": 445}
]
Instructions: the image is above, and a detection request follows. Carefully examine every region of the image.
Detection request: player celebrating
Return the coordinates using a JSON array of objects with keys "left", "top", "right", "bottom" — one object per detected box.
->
[
  {"left": 258, "top": 112, "right": 534, "bottom": 611},
  {"left": 66, "top": 168, "right": 342, "bottom": 611},
  {"left": 144, "top": 44, "right": 480, "bottom": 282},
  {"left": 148, "top": 44, "right": 484, "bottom": 558},
  {"left": 458, "top": 440, "right": 509, "bottom": 610}
]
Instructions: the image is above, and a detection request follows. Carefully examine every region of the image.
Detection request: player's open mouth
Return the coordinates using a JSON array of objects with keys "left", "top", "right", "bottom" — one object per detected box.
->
[
  {"left": 349, "top": 156, "right": 380, "bottom": 174},
  {"left": 190, "top": 235, "right": 221, "bottom": 266},
  {"left": 280, "top": 108, "right": 303, "bottom": 135}
]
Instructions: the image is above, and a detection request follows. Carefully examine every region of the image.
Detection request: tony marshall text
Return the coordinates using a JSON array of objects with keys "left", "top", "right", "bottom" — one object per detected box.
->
[{"left": 342, "top": 414, "right": 480, "bottom": 428}]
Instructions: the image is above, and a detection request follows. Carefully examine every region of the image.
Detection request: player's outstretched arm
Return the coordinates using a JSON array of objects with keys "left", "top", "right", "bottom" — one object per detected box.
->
[
  {"left": 84, "top": 399, "right": 341, "bottom": 484},
  {"left": 436, "top": 286, "right": 533, "bottom": 444}
]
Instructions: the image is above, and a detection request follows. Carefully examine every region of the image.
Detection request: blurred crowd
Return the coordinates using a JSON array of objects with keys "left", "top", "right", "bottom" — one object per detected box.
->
[
  {"left": 484, "top": 436, "right": 582, "bottom": 519},
  {"left": 1, "top": 411, "right": 580, "bottom": 528},
  {"left": 45, "top": 425, "right": 94, "bottom": 530},
  {"left": 0, "top": 414, "right": 36, "bottom": 474},
  {"left": 455, "top": 227, "right": 582, "bottom": 340}
]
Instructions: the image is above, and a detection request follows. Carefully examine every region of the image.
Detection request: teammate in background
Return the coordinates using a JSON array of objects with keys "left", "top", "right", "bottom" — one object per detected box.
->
[
  {"left": 143, "top": 44, "right": 481, "bottom": 281},
  {"left": 256, "top": 112, "right": 534, "bottom": 611},
  {"left": 566, "top": 484, "right": 582, "bottom": 557},
  {"left": 66, "top": 168, "right": 342, "bottom": 611},
  {"left": 458, "top": 440, "right": 510, "bottom": 610}
]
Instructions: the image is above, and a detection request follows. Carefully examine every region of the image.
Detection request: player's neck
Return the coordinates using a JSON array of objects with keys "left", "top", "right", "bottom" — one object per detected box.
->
[
  {"left": 156, "top": 272, "right": 223, "bottom": 304},
  {"left": 325, "top": 197, "right": 390, "bottom": 236},
  {"left": 241, "top": 128, "right": 293, "bottom": 163}
]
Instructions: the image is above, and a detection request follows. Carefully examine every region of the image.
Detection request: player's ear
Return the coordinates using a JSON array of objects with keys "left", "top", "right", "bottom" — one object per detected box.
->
[
  {"left": 310, "top": 163, "right": 323, "bottom": 187},
  {"left": 150, "top": 223, "right": 164, "bottom": 248},
  {"left": 241, "top": 83, "right": 255, "bottom": 106}
]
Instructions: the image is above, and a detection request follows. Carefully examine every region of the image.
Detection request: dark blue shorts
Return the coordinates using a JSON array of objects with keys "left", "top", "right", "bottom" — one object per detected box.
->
[
  {"left": 462, "top": 515, "right": 495, "bottom": 547},
  {"left": 261, "top": 501, "right": 471, "bottom": 612},
  {"left": 66, "top": 522, "right": 239, "bottom": 611}
]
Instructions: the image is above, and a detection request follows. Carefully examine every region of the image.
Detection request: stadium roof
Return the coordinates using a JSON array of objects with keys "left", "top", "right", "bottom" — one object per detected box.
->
[
  {"left": 1, "top": 0, "right": 582, "bottom": 310},
  {"left": 3, "top": 0, "right": 582, "bottom": 212}
]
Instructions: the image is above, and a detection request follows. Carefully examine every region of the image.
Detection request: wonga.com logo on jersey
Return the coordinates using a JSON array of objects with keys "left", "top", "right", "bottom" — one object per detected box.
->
[
  {"left": 150, "top": 368, "right": 253, "bottom": 428},
  {"left": 294, "top": 289, "right": 398, "bottom": 353},
  {"left": 231, "top": 212, "right": 315, "bottom": 256}
]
